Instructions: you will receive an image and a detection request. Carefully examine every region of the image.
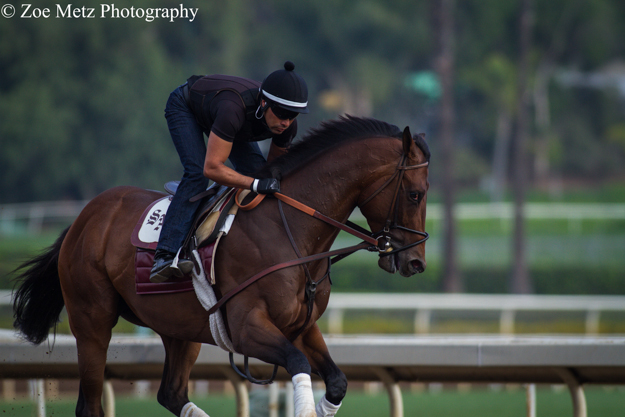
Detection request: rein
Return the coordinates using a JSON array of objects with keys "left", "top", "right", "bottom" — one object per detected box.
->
[{"left": 207, "top": 155, "right": 429, "bottom": 316}]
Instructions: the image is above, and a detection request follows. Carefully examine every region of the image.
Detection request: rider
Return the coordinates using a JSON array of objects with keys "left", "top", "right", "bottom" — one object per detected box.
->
[{"left": 150, "top": 61, "right": 309, "bottom": 283}]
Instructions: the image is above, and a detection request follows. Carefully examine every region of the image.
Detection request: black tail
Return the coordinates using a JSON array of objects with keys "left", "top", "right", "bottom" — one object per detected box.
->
[{"left": 12, "top": 226, "right": 70, "bottom": 345}]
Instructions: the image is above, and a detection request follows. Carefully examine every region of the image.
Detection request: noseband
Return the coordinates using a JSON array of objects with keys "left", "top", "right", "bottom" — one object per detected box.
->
[{"left": 359, "top": 154, "right": 429, "bottom": 257}]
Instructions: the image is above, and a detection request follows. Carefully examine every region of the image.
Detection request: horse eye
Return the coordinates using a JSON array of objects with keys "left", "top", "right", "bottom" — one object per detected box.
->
[{"left": 409, "top": 191, "right": 420, "bottom": 202}]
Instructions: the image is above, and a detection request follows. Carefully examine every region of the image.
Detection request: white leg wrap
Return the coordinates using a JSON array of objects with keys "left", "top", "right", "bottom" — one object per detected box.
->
[
  {"left": 316, "top": 395, "right": 342, "bottom": 417},
  {"left": 292, "top": 373, "right": 317, "bottom": 417},
  {"left": 181, "top": 402, "right": 210, "bottom": 417}
]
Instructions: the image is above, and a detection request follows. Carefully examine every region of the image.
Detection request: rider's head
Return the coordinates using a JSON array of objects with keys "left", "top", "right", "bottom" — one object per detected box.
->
[{"left": 258, "top": 61, "right": 308, "bottom": 126}]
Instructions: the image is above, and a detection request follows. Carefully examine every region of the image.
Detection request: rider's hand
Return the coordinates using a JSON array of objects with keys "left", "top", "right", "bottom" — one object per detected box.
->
[{"left": 252, "top": 178, "right": 280, "bottom": 194}]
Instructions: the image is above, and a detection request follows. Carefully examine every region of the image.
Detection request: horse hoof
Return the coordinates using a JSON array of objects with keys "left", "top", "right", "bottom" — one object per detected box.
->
[{"left": 181, "top": 402, "right": 210, "bottom": 417}]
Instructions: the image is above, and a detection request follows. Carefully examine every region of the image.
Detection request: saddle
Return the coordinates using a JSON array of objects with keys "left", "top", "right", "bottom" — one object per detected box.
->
[{"left": 131, "top": 183, "right": 243, "bottom": 295}]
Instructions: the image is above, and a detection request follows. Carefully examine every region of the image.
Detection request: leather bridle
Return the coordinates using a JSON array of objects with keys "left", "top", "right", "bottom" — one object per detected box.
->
[{"left": 359, "top": 154, "right": 430, "bottom": 257}]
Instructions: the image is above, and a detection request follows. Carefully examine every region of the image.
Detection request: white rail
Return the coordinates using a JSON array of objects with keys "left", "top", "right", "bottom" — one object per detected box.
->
[
  {"left": 3, "top": 291, "right": 625, "bottom": 336},
  {"left": 0, "top": 200, "right": 89, "bottom": 234},
  {"left": 2, "top": 290, "right": 625, "bottom": 417},
  {"left": 1, "top": 333, "right": 624, "bottom": 417},
  {"left": 2, "top": 201, "right": 624, "bottom": 235},
  {"left": 325, "top": 293, "right": 625, "bottom": 335},
  {"left": 430, "top": 202, "right": 625, "bottom": 220}
]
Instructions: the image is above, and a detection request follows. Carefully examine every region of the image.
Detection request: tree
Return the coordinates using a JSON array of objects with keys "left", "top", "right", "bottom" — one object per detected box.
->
[
  {"left": 436, "top": 0, "right": 462, "bottom": 292},
  {"left": 510, "top": 0, "right": 534, "bottom": 294}
]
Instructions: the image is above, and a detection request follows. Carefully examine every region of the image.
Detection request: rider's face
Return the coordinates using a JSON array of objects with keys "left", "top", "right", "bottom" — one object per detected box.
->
[{"left": 263, "top": 100, "right": 295, "bottom": 135}]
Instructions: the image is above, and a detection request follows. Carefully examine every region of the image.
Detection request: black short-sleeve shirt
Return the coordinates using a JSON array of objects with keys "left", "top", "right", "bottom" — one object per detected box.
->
[{"left": 188, "top": 75, "right": 297, "bottom": 148}]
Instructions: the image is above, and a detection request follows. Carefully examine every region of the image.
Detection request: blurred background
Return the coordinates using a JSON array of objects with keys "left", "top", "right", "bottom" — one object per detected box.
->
[
  {"left": 1, "top": 0, "right": 624, "bottom": 295},
  {"left": 1, "top": 0, "right": 625, "bottom": 415}
]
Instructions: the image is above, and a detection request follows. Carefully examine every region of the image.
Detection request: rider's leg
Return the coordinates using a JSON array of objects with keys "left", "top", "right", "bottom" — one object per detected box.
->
[{"left": 151, "top": 84, "right": 207, "bottom": 282}]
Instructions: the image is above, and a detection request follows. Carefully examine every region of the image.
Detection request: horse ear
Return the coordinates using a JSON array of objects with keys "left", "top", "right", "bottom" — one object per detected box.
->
[{"left": 402, "top": 126, "right": 414, "bottom": 156}]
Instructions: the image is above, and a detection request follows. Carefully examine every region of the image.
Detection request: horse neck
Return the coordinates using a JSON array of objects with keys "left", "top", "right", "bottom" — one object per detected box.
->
[{"left": 281, "top": 138, "right": 399, "bottom": 250}]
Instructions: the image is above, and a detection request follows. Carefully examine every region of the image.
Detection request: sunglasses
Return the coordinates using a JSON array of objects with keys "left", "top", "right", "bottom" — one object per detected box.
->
[{"left": 271, "top": 105, "right": 299, "bottom": 121}]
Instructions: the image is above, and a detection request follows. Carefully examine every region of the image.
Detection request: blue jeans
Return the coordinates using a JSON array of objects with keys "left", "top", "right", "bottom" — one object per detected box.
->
[{"left": 156, "top": 85, "right": 266, "bottom": 253}]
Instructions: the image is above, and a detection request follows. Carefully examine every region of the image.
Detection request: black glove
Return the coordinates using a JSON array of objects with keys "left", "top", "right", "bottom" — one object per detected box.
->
[{"left": 252, "top": 178, "right": 280, "bottom": 194}]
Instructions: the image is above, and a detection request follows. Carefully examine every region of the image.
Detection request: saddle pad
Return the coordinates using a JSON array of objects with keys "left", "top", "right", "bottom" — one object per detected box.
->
[{"left": 135, "top": 241, "right": 217, "bottom": 295}]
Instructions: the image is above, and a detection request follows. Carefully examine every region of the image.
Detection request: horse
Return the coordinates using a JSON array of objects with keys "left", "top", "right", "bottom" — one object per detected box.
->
[{"left": 12, "top": 115, "right": 430, "bottom": 417}]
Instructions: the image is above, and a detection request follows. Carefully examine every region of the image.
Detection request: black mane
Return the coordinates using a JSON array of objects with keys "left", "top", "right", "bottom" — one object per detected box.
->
[
  {"left": 257, "top": 115, "right": 424, "bottom": 179},
  {"left": 413, "top": 132, "right": 431, "bottom": 162}
]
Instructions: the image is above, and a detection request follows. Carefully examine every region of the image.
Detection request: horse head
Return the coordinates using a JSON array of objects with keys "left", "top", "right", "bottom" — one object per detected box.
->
[
  {"left": 254, "top": 115, "right": 430, "bottom": 277},
  {"left": 358, "top": 126, "right": 430, "bottom": 277}
]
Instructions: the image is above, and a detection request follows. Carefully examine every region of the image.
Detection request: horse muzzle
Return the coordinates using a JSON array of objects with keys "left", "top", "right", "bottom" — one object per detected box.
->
[{"left": 378, "top": 250, "right": 427, "bottom": 276}]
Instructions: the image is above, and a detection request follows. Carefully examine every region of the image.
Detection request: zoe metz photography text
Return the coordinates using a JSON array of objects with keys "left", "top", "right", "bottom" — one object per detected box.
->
[{"left": 3, "top": 3, "right": 199, "bottom": 22}]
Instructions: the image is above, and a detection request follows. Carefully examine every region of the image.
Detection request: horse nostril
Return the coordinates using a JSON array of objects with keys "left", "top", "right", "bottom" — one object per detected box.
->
[{"left": 411, "top": 259, "right": 426, "bottom": 273}]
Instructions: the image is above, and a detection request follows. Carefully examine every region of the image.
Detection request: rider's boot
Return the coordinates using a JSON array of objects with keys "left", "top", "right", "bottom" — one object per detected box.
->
[{"left": 149, "top": 249, "right": 194, "bottom": 283}]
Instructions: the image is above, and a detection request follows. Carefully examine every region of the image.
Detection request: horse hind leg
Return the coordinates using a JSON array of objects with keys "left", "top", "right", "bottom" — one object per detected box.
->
[
  {"left": 60, "top": 266, "right": 121, "bottom": 417},
  {"left": 157, "top": 336, "right": 207, "bottom": 417},
  {"left": 68, "top": 301, "right": 119, "bottom": 417}
]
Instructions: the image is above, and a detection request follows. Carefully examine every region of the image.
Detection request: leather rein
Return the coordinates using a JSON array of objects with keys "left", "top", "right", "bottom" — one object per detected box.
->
[{"left": 206, "top": 155, "right": 429, "bottom": 317}]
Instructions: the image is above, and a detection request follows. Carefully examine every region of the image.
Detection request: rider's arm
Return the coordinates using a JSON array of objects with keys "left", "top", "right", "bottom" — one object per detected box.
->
[{"left": 204, "top": 132, "right": 255, "bottom": 190}]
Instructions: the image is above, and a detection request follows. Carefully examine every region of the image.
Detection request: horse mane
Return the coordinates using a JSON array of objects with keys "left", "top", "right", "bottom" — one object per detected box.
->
[
  {"left": 256, "top": 115, "right": 430, "bottom": 180},
  {"left": 413, "top": 132, "right": 431, "bottom": 162}
]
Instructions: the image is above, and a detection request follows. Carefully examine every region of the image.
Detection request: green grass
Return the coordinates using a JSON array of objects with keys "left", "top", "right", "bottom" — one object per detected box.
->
[
  {"left": 0, "top": 232, "right": 58, "bottom": 288},
  {"left": 2, "top": 387, "right": 624, "bottom": 417},
  {"left": 426, "top": 182, "right": 625, "bottom": 204},
  {"left": 0, "top": 395, "right": 235, "bottom": 417}
]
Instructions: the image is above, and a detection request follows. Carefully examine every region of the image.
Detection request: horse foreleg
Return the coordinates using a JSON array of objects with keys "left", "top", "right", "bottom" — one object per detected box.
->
[
  {"left": 157, "top": 336, "right": 207, "bottom": 417},
  {"left": 235, "top": 309, "right": 316, "bottom": 417},
  {"left": 296, "top": 323, "right": 347, "bottom": 416}
]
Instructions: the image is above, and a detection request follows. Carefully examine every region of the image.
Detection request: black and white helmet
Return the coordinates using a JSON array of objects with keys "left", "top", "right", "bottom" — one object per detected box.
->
[{"left": 261, "top": 61, "right": 309, "bottom": 115}]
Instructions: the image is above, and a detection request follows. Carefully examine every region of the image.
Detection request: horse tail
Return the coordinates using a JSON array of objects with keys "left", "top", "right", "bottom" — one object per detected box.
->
[{"left": 12, "top": 226, "right": 70, "bottom": 345}]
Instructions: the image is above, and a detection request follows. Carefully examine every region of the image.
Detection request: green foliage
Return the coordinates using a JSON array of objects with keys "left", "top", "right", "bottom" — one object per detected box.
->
[
  {"left": 330, "top": 261, "right": 625, "bottom": 295},
  {"left": 0, "top": 1, "right": 185, "bottom": 202},
  {"left": 2, "top": 0, "right": 625, "bottom": 203}
]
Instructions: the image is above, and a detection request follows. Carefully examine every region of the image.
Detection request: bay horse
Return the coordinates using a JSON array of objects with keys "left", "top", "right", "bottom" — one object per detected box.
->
[{"left": 12, "top": 116, "right": 430, "bottom": 417}]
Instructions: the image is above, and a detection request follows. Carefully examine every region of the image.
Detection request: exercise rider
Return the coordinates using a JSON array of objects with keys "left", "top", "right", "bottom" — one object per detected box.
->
[{"left": 150, "top": 61, "right": 309, "bottom": 283}]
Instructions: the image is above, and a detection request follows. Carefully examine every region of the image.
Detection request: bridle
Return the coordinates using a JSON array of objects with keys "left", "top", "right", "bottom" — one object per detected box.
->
[{"left": 359, "top": 154, "right": 430, "bottom": 257}]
